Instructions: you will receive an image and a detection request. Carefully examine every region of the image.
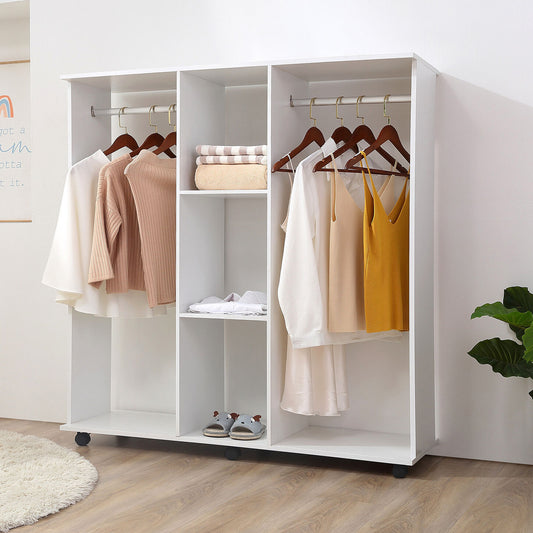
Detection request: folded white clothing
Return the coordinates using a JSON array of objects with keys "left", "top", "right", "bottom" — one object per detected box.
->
[
  {"left": 188, "top": 291, "right": 267, "bottom": 315},
  {"left": 196, "top": 145, "right": 268, "bottom": 156},
  {"left": 196, "top": 155, "right": 267, "bottom": 165}
]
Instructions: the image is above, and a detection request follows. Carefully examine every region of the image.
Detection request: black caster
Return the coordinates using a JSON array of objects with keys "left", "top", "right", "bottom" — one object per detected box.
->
[
  {"left": 224, "top": 447, "right": 242, "bottom": 461},
  {"left": 75, "top": 432, "right": 91, "bottom": 446},
  {"left": 392, "top": 464, "right": 409, "bottom": 478}
]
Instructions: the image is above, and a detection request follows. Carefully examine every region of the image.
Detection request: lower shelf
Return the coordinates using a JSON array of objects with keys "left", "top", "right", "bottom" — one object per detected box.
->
[
  {"left": 271, "top": 427, "right": 413, "bottom": 465},
  {"left": 61, "top": 410, "right": 177, "bottom": 440},
  {"left": 177, "top": 429, "right": 269, "bottom": 450},
  {"left": 61, "top": 411, "right": 418, "bottom": 465}
]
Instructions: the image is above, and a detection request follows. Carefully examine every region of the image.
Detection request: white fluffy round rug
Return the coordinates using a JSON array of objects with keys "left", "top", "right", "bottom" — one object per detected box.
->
[{"left": 0, "top": 430, "right": 98, "bottom": 532}]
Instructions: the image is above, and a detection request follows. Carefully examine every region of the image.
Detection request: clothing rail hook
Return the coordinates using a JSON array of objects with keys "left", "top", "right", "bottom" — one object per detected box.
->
[
  {"left": 149, "top": 105, "right": 157, "bottom": 133},
  {"left": 309, "top": 97, "right": 317, "bottom": 127},
  {"left": 168, "top": 104, "right": 176, "bottom": 132},
  {"left": 335, "top": 96, "right": 344, "bottom": 126},
  {"left": 118, "top": 107, "right": 128, "bottom": 133},
  {"left": 356, "top": 96, "right": 365, "bottom": 125},
  {"left": 383, "top": 94, "right": 391, "bottom": 125}
]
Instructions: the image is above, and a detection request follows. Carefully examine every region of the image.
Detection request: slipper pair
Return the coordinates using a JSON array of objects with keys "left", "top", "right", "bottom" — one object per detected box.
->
[{"left": 203, "top": 411, "right": 266, "bottom": 440}]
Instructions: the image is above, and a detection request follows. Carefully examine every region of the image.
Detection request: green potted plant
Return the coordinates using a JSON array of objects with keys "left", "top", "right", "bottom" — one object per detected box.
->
[{"left": 469, "top": 286, "right": 533, "bottom": 400}]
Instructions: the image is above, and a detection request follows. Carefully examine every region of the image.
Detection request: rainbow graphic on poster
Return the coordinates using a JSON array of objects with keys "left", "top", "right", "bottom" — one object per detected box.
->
[{"left": 0, "top": 95, "right": 14, "bottom": 118}]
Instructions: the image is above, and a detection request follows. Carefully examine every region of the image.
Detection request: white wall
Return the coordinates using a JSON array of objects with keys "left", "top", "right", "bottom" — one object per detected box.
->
[{"left": 0, "top": 0, "right": 530, "bottom": 464}]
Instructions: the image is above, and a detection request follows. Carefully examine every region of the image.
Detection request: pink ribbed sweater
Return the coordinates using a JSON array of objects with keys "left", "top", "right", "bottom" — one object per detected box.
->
[
  {"left": 125, "top": 150, "right": 176, "bottom": 308},
  {"left": 88, "top": 154, "right": 145, "bottom": 293}
]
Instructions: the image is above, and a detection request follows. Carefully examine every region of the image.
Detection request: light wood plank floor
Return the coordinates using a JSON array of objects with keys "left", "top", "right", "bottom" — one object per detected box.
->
[{"left": 1, "top": 418, "right": 531, "bottom": 533}]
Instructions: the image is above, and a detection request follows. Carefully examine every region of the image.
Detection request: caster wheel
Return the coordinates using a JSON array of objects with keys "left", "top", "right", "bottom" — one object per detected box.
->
[
  {"left": 224, "top": 447, "right": 242, "bottom": 461},
  {"left": 75, "top": 432, "right": 91, "bottom": 446},
  {"left": 392, "top": 464, "right": 408, "bottom": 478}
]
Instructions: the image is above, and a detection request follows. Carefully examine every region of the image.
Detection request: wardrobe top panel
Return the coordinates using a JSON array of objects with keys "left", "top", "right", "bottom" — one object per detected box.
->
[
  {"left": 61, "top": 69, "right": 177, "bottom": 93},
  {"left": 274, "top": 57, "right": 414, "bottom": 82},
  {"left": 180, "top": 65, "right": 267, "bottom": 88}
]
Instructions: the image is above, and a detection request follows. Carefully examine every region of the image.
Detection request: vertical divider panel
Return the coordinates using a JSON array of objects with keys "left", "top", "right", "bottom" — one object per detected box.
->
[
  {"left": 409, "top": 57, "right": 437, "bottom": 460},
  {"left": 269, "top": 66, "right": 311, "bottom": 444},
  {"left": 177, "top": 70, "right": 226, "bottom": 436}
]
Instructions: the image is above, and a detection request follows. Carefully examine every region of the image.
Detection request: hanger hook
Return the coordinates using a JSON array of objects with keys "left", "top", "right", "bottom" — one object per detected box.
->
[
  {"left": 149, "top": 105, "right": 157, "bottom": 133},
  {"left": 356, "top": 96, "right": 365, "bottom": 125},
  {"left": 309, "top": 97, "right": 317, "bottom": 127},
  {"left": 168, "top": 104, "right": 176, "bottom": 132},
  {"left": 383, "top": 94, "right": 391, "bottom": 125},
  {"left": 118, "top": 107, "right": 128, "bottom": 133},
  {"left": 335, "top": 96, "right": 344, "bottom": 126}
]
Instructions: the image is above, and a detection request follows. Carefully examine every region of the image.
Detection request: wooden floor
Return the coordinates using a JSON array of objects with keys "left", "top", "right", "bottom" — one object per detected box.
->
[{"left": 1, "top": 418, "right": 532, "bottom": 533}]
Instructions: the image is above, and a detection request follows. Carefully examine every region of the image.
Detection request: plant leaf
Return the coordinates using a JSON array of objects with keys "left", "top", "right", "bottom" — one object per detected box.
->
[
  {"left": 470, "top": 302, "right": 533, "bottom": 329},
  {"left": 467, "top": 338, "right": 533, "bottom": 378},
  {"left": 509, "top": 324, "right": 525, "bottom": 341},
  {"left": 503, "top": 286, "right": 533, "bottom": 314},
  {"left": 522, "top": 325, "right": 533, "bottom": 362}
]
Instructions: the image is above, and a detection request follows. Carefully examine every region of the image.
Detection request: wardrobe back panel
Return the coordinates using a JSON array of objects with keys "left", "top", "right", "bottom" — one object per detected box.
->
[
  {"left": 224, "top": 321, "right": 267, "bottom": 418},
  {"left": 69, "top": 81, "right": 110, "bottom": 163},
  {"left": 179, "top": 72, "right": 225, "bottom": 191},
  {"left": 224, "top": 85, "right": 267, "bottom": 147},
  {"left": 110, "top": 90, "right": 177, "bottom": 146},
  {"left": 224, "top": 198, "right": 267, "bottom": 296},
  {"left": 111, "top": 314, "right": 176, "bottom": 414}
]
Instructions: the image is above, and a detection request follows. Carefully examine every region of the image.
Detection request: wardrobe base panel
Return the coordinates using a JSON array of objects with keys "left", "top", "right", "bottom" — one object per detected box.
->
[
  {"left": 271, "top": 427, "right": 415, "bottom": 465},
  {"left": 61, "top": 410, "right": 177, "bottom": 441}
]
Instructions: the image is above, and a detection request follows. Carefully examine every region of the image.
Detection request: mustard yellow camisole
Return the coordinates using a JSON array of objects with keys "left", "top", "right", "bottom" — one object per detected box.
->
[{"left": 362, "top": 153, "right": 409, "bottom": 332}]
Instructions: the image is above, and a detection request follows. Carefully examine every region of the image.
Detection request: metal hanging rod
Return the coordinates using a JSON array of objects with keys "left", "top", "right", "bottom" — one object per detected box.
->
[
  {"left": 289, "top": 95, "right": 410, "bottom": 107},
  {"left": 91, "top": 104, "right": 176, "bottom": 117}
]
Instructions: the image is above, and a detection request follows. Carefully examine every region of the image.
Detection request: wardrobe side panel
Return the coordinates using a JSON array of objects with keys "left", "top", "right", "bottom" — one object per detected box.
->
[
  {"left": 69, "top": 81, "right": 110, "bottom": 163},
  {"left": 269, "top": 67, "right": 310, "bottom": 443},
  {"left": 409, "top": 59, "right": 437, "bottom": 459},
  {"left": 67, "top": 81, "right": 112, "bottom": 423},
  {"left": 70, "top": 310, "right": 112, "bottom": 422},
  {"left": 178, "top": 73, "right": 225, "bottom": 190}
]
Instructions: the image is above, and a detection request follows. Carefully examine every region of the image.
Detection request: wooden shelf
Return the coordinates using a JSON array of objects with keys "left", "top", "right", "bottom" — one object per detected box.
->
[{"left": 179, "top": 312, "right": 267, "bottom": 322}]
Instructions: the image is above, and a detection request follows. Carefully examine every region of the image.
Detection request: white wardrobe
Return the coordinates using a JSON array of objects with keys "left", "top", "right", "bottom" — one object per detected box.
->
[{"left": 59, "top": 54, "right": 436, "bottom": 476}]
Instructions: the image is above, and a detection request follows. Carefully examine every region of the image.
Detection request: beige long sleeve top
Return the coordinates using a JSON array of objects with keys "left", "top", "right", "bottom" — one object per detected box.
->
[
  {"left": 88, "top": 154, "right": 145, "bottom": 293},
  {"left": 125, "top": 150, "right": 176, "bottom": 308}
]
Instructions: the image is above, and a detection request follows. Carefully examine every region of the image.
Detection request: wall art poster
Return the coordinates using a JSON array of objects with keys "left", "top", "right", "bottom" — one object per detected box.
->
[{"left": 0, "top": 61, "right": 31, "bottom": 222}]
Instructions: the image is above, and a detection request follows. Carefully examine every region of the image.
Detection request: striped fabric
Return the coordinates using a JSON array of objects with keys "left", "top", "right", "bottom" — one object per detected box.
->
[
  {"left": 196, "top": 145, "right": 267, "bottom": 156},
  {"left": 196, "top": 155, "right": 267, "bottom": 165},
  {"left": 88, "top": 155, "right": 146, "bottom": 294},
  {"left": 125, "top": 150, "right": 176, "bottom": 308}
]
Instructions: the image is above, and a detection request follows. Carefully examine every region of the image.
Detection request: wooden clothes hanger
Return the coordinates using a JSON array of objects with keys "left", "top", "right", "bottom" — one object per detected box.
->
[
  {"left": 330, "top": 97, "right": 352, "bottom": 144},
  {"left": 272, "top": 97, "right": 325, "bottom": 173},
  {"left": 314, "top": 96, "right": 409, "bottom": 176},
  {"left": 345, "top": 95, "right": 410, "bottom": 172},
  {"left": 130, "top": 105, "right": 176, "bottom": 158},
  {"left": 153, "top": 105, "right": 177, "bottom": 157},
  {"left": 103, "top": 107, "right": 139, "bottom": 156}
]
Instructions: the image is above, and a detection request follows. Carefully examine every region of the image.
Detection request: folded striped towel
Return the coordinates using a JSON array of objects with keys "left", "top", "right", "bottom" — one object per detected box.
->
[
  {"left": 196, "top": 155, "right": 267, "bottom": 165},
  {"left": 196, "top": 145, "right": 267, "bottom": 156}
]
